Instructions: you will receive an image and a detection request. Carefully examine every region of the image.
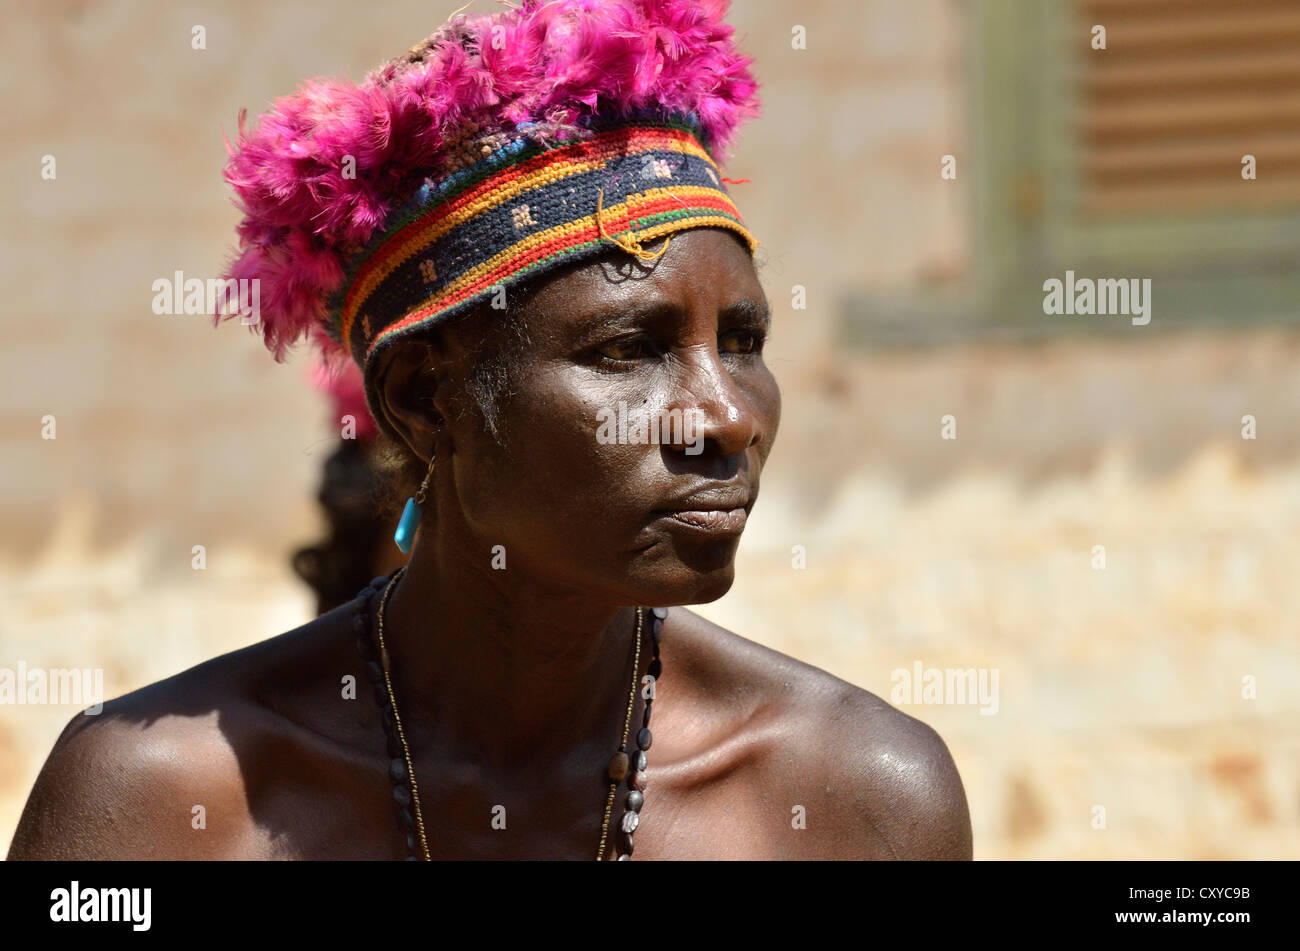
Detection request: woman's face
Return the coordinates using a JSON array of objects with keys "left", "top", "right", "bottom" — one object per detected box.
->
[{"left": 442, "top": 227, "right": 780, "bottom": 607}]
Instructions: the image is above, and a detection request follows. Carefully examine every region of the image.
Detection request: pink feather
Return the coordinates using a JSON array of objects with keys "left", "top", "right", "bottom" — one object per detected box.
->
[
  {"left": 218, "top": 0, "right": 759, "bottom": 363},
  {"left": 310, "top": 357, "right": 379, "bottom": 440}
]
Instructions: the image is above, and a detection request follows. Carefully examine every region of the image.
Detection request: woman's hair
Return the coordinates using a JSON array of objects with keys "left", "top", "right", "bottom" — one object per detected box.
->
[
  {"left": 370, "top": 293, "right": 535, "bottom": 510},
  {"left": 294, "top": 298, "right": 533, "bottom": 613}
]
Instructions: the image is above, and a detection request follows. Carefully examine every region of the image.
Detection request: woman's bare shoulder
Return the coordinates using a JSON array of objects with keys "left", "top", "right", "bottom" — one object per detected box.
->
[
  {"left": 6, "top": 609, "right": 352, "bottom": 860},
  {"left": 665, "top": 608, "right": 974, "bottom": 859}
]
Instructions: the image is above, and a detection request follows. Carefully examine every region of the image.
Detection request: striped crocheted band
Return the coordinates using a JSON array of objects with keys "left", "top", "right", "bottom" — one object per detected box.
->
[{"left": 326, "top": 117, "right": 758, "bottom": 369}]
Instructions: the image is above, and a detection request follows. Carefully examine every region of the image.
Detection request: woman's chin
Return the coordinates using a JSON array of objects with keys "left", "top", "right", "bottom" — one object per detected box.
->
[{"left": 649, "top": 564, "right": 737, "bottom": 606}]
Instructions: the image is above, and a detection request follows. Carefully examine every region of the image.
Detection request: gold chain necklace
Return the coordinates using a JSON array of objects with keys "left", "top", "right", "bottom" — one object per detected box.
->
[{"left": 373, "top": 567, "right": 643, "bottom": 861}]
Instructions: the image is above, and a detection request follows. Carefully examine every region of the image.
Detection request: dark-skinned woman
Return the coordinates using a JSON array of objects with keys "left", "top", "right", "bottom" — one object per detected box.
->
[{"left": 9, "top": 0, "right": 972, "bottom": 861}]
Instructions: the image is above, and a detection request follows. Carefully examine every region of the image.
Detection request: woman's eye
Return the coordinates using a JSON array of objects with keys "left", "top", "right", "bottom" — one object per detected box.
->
[
  {"left": 720, "top": 330, "right": 764, "bottom": 355},
  {"left": 596, "top": 337, "right": 652, "bottom": 361},
  {"left": 595, "top": 330, "right": 765, "bottom": 362}
]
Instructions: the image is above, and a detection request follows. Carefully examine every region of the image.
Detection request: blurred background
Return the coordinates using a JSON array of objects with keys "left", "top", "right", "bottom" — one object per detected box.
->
[{"left": 3, "top": 0, "right": 1299, "bottom": 859}]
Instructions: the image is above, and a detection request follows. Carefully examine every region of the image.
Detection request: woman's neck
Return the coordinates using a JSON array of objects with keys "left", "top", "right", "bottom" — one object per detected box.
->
[{"left": 381, "top": 526, "right": 644, "bottom": 773}]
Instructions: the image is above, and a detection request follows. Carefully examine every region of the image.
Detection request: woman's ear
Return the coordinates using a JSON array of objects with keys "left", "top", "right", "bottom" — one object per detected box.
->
[{"left": 375, "top": 340, "right": 446, "bottom": 461}]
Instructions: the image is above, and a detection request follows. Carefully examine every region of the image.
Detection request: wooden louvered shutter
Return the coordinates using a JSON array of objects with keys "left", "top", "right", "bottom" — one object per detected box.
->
[
  {"left": 839, "top": 0, "right": 1300, "bottom": 344},
  {"left": 1079, "top": 0, "right": 1300, "bottom": 216},
  {"left": 967, "top": 0, "right": 1300, "bottom": 331}
]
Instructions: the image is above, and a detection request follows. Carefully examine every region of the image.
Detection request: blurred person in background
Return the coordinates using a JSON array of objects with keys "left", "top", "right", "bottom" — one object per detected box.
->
[{"left": 293, "top": 361, "right": 408, "bottom": 615}]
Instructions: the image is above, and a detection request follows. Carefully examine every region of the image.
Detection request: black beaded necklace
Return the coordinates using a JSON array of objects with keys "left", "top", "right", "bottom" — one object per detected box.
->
[{"left": 351, "top": 568, "right": 665, "bottom": 860}]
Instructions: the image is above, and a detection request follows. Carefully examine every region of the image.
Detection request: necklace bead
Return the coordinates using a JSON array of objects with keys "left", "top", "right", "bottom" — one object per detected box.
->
[{"left": 608, "top": 751, "right": 630, "bottom": 781}]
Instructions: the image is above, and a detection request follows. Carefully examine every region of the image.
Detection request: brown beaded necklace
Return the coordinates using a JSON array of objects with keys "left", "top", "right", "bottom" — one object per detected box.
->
[{"left": 353, "top": 567, "right": 663, "bottom": 860}]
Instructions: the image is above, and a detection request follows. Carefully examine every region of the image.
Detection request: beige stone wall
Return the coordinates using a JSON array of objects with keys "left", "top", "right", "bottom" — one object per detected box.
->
[{"left": 3, "top": 0, "right": 1296, "bottom": 859}]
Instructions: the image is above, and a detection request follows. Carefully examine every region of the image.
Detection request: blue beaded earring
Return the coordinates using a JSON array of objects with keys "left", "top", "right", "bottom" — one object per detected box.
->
[{"left": 394, "top": 446, "right": 435, "bottom": 554}]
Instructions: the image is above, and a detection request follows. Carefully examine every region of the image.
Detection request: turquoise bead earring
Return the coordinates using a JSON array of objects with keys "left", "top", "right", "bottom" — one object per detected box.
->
[{"left": 394, "top": 446, "right": 436, "bottom": 554}]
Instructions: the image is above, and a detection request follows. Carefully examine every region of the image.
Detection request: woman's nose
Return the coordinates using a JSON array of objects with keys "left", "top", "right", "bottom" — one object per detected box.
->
[{"left": 661, "top": 344, "right": 760, "bottom": 458}]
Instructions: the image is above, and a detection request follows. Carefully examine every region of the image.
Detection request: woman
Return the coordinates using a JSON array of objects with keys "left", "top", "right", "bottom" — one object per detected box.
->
[{"left": 9, "top": 0, "right": 971, "bottom": 860}]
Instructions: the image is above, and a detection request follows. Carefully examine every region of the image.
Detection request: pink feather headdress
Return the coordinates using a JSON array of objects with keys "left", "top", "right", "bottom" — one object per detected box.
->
[{"left": 219, "top": 0, "right": 760, "bottom": 409}]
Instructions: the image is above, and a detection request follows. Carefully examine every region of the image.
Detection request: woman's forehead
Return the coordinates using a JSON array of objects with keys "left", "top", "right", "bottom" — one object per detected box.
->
[{"left": 523, "top": 229, "right": 763, "bottom": 329}]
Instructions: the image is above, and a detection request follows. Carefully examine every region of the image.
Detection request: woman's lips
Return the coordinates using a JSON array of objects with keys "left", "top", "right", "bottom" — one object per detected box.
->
[{"left": 659, "top": 507, "right": 748, "bottom": 534}]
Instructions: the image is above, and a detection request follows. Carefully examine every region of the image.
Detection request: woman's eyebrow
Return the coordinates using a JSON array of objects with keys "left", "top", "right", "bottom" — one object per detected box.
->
[
  {"left": 721, "top": 298, "right": 771, "bottom": 328},
  {"left": 579, "top": 301, "right": 681, "bottom": 328},
  {"left": 570, "top": 298, "right": 770, "bottom": 336}
]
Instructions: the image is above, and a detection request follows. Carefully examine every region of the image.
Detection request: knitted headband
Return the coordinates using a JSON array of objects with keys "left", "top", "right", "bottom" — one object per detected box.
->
[{"left": 219, "top": 0, "right": 760, "bottom": 439}]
